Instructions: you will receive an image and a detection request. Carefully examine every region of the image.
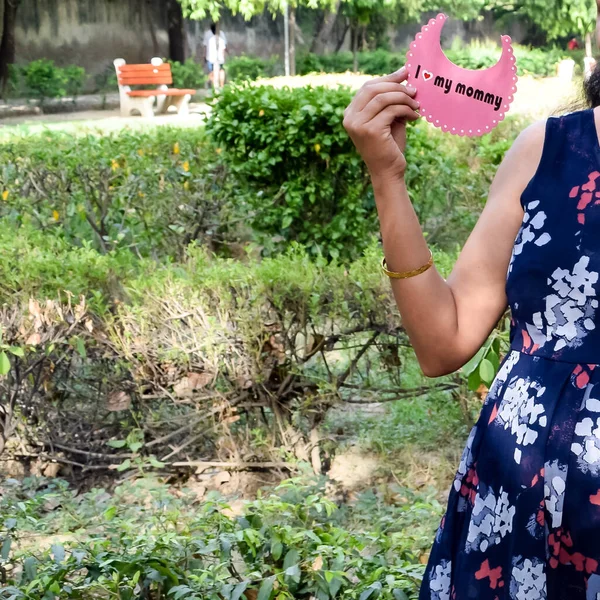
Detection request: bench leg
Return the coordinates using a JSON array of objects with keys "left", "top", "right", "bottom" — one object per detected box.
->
[
  {"left": 172, "top": 94, "right": 191, "bottom": 116},
  {"left": 139, "top": 97, "right": 156, "bottom": 118},
  {"left": 120, "top": 96, "right": 156, "bottom": 118}
]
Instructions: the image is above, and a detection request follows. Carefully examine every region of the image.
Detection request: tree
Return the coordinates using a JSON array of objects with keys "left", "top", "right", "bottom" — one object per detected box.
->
[
  {"left": 0, "top": 0, "right": 21, "bottom": 97},
  {"left": 311, "top": 0, "right": 342, "bottom": 54},
  {"left": 177, "top": 0, "right": 336, "bottom": 75},
  {"left": 483, "top": 0, "right": 595, "bottom": 41},
  {"left": 167, "top": 0, "right": 187, "bottom": 63}
]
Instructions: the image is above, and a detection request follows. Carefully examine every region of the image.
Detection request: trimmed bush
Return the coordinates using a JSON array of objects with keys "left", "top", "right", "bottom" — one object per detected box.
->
[
  {"left": 297, "top": 45, "right": 571, "bottom": 78},
  {"left": 22, "top": 59, "right": 67, "bottom": 102},
  {"left": 227, "top": 54, "right": 280, "bottom": 82},
  {"left": 208, "top": 83, "right": 521, "bottom": 259},
  {"left": 208, "top": 83, "right": 374, "bottom": 260},
  {"left": 0, "top": 127, "right": 242, "bottom": 259},
  {"left": 168, "top": 58, "right": 207, "bottom": 90}
]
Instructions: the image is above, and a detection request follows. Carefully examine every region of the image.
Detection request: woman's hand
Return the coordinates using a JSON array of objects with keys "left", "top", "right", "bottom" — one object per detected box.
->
[{"left": 343, "top": 67, "right": 420, "bottom": 181}]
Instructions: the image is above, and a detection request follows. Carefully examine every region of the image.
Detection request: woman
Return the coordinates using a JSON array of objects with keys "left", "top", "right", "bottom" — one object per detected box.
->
[{"left": 343, "top": 62, "right": 600, "bottom": 599}]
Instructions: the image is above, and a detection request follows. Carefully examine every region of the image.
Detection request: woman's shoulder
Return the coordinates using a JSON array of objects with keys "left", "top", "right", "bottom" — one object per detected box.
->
[
  {"left": 515, "top": 108, "right": 593, "bottom": 149},
  {"left": 509, "top": 119, "right": 547, "bottom": 159}
]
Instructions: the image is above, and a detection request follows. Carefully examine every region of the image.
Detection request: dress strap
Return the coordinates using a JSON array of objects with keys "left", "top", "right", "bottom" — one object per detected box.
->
[{"left": 521, "top": 110, "right": 599, "bottom": 206}]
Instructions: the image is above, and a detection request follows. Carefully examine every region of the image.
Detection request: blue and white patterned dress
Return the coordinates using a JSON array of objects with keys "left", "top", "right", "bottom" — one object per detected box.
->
[{"left": 420, "top": 109, "right": 600, "bottom": 600}]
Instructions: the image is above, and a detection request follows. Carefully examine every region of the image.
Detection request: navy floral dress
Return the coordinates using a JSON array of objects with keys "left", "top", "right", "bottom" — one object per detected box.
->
[{"left": 420, "top": 109, "right": 600, "bottom": 600}]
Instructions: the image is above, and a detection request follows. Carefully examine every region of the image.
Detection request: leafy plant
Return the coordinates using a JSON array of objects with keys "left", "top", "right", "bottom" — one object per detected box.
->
[
  {"left": 63, "top": 65, "right": 87, "bottom": 100},
  {"left": 0, "top": 127, "right": 243, "bottom": 259},
  {"left": 462, "top": 316, "right": 511, "bottom": 393},
  {"left": 168, "top": 58, "right": 206, "bottom": 90},
  {"left": 227, "top": 55, "right": 280, "bottom": 82},
  {"left": 297, "top": 45, "right": 571, "bottom": 78},
  {"left": 22, "top": 59, "right": 67, "bottom": 103},
  {"left": 1, "top": 478, "right": 434, "bottom": 599},
  {"left": 207, "top": 83, "right": 375, "bottom": 260}
]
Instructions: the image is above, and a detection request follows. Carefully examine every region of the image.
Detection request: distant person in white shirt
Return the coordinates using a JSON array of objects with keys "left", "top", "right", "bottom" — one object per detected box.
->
[{"left": 205, "top": 23, "right": 227, "bottom": 88}]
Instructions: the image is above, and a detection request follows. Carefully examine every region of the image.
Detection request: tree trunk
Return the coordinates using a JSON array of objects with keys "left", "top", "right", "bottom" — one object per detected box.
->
[
  {"left": 0, "top": 0, "right": 20, "bottom": 98},
  {"left": 350, "top": 23, "right": 358, "bottom": 72},
  {"left": 310, "top": 0, "right": 341, "bottom": 54},
  {"left": 146, "top": 0, "right": 160, "bottom": 56},
  {"left": 166, "top": 0, "right": 186, "bottom": 63},
  {"left": 334, "top": 19, "right": 349, "bottom": 53},
  {"left": 289, "top": 6, "right": 296, "bottom": 76}
]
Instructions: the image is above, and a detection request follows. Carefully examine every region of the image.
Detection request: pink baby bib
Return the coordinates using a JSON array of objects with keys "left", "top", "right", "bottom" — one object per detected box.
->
[{"left": 406, "top": 14, "right": 518, "bottom": 137}]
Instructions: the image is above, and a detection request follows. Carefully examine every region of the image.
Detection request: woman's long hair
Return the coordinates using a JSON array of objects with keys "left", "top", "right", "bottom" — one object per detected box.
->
[{"left": 585, "top": 63, "right": 600, "bottom": 107}]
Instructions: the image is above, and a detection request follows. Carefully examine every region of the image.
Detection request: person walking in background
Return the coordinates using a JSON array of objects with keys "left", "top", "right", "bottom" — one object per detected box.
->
[{"left": 205, "top": 23, "right": 227, "bottom": 89}]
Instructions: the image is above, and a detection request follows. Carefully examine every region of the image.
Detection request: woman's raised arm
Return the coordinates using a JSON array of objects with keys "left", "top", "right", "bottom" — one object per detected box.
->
[{"left": 344, "top": 68, "right": 546, "bottom": 377}]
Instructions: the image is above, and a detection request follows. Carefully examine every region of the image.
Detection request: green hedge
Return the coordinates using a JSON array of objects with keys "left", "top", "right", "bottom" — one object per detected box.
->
[
  {"left": 207, "top": 84, "right": 372, "bottom": 260},
  {"left": 10, "top": 59, "right": 87, "bottom": 102},
  {"left": 0, "top": 127, "right": 242, "bottom": 260},
  {"left": 227, "top": 54, "right": 281, "bottom": 82},
  {"left": 208, "top": 83, "right": 521, "bottom": 259},
  {"left": 0, "top": 87, "right": 519, "bottom": 262}
]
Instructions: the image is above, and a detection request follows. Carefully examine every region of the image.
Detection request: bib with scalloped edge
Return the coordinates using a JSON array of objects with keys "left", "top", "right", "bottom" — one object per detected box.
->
[{"left": 406, "top": 14, "right": 518, "bottom": 137}]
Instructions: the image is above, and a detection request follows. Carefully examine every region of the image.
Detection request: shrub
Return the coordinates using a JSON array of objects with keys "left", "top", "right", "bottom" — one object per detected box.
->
[
  {"left": 0, "top": 127, "right": 243, "bottom": 259},
  {"left": 1, "top": 478, "right": 432, "bottom": 599},
  {"left": 63, "top": 65, "right": 87, "bottom": 100},
  {"left": 207, "top": 83, "right": 374, "bottom": 260},
  {"left": 208, "top": 83, "right": 520, "bottom": 258},
  {"left": 227, "top": 55, "right": 280, "bottom": 82},
  {"left": 445, "top": 43, "right": 566, "bottom": 78},
  {"left": 22, "top": 59, "right": 67, "bottom": 102},
  {"left": 168, "top": 58, "right": 206, "bottom": 90},
  {"left": 0, "top": 218, "right": 463, "bottom": 476},
  {"left": 297, "top": 45, "right": 569, "bottom": 78},
  {"left": 297, "top": 51, "right": 354, "bottom": 74},
  {"left": 357, "top": 49, "right": 404, "bottom": 75},
  {"left": 5, "top": 63, "right": 23, "bottom": 96}
]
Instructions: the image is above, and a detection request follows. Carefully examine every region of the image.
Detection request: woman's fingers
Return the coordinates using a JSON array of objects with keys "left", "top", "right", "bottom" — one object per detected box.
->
[
  {"left": 379, "top": 67, "right": 409, "bottom": 84},
  {"left": 351, "top": 82, "right": 416, "bottom": 113},
  {"left": 368, "top": 104, "right": 420, "bottom": 131},
  {"left": 359, "top": 91, "right": 420, "bottom": 123}
]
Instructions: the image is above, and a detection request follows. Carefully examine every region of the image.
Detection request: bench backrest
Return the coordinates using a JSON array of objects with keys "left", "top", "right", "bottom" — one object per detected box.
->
[{"left": 114, "top": 58, "right": 173, "bottom": 87}]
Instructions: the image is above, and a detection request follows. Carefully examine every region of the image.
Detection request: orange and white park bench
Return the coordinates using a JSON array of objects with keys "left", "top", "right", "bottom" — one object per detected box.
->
[{"left": 113, "top": 57, "right": 196, "bottom": 118}]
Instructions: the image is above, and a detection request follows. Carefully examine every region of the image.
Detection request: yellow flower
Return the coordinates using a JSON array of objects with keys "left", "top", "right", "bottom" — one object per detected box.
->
[
  {"left": 182, "top": 161, "right": 190, "bottom": 172},
  {"left": 173, "top": 142, "right": 180, "bottom": 155},
  {"left": 183, "top": 181, "right": 190, "bottom": 191},
  {"left": 52, "top": 210, "right": 60, "bottom": 221},
  {"left": 314, "top": 143, "right": 321, "bottom": 153},
  {"left": 216, "top": 148, "right": 222, "bottom": 155},
  {"left": 1, "top": 190, "right": 8, "bottom": 201},
  {"left": 258, "top": 109, "right": 265, "bottom": 117},
  {"left": 137, "top": 149, "right": 144, "bottom": 156},
  {"left": 138, "top": 191, "right": 145, "bottom": 198},
  {"left": 111, "top": 159, "right": 119, "bottom": 171}
]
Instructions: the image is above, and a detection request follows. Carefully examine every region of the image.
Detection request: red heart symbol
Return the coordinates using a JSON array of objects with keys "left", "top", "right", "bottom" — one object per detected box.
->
[{"left": 423, "top": 70, "right": 433, "bottom": 81}]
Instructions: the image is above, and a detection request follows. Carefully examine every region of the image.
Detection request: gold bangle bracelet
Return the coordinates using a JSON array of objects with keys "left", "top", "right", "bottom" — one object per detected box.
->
[{"left": 381, "top": 250, "right": 434, "bottom": 280}]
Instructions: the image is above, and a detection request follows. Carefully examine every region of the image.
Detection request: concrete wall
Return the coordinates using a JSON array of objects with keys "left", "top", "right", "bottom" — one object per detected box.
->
[{"left": 15, "top": 0, "right": 169, "bottom": 75}]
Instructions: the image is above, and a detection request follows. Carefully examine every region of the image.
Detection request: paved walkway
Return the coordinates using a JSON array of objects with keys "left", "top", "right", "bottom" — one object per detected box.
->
[
  {"left": 0, "top": 90, "right": 211, "bottom": 130},
  {"left": 0, "top": 103, "right": 211, "bottom": 132},
  {"left": 0, "top": 75, "right": 579, "bottom": 132}
]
